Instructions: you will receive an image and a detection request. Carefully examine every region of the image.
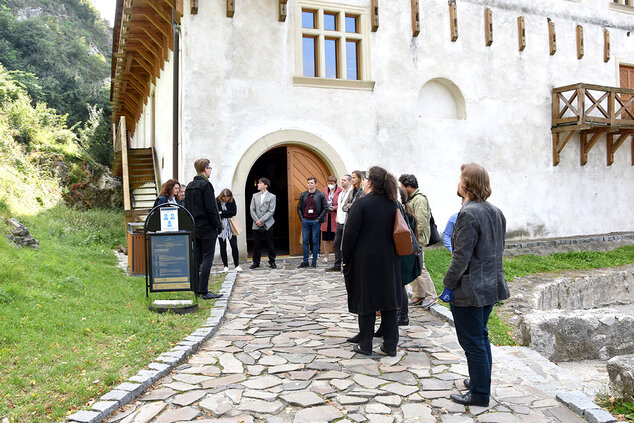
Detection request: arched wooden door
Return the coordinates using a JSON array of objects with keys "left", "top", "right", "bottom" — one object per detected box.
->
[{"left": 287, "top": 146, "right": 331, "bottom": 256}]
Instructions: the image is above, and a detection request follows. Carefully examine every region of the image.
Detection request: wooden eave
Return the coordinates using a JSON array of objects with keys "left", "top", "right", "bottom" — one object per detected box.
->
[{"left": 111, "top": 0, "right": 183, "bottom": 135}]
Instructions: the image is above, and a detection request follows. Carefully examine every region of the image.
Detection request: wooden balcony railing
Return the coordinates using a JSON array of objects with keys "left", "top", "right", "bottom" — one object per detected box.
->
[{"left": 552, "top": 83, "right": 634, "bottom": 166}]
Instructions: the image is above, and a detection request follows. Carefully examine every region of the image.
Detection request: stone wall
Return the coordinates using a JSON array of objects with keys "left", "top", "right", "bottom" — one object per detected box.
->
[{"left": 501, "top": 265, "right": 634, "bottom": 361}]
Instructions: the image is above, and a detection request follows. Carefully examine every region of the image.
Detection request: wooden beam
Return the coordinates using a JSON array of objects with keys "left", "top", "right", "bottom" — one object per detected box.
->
[
  {"left": 484, "top": 8, "right": 493, "bottom": 46},
  {"left": 553, "top": 131, "right": 574, "bottom": 166},
  {"left": 146, "top": 1, "right": 172, "bottom": 25},
  {"left": 135, "top": 37, "right": 164, "bottom": 71},
  {"left": 517, "top": 16, "right": 526, "bottom": 51},
  {"left": 175, "top": 0, "right": 183, "bottom": 23},
  {"left": 577, "top": 87, "right": 585, "bottom": 125},
  {"left": 604, "top": 29, "right": 610, "bottom": 63},
  {"left": 227, "top": 0, "right": 234, "bottom": 18},
  {"left": 279, "top": 0, "right": 287, "bottom": 22},
  {"left": 576, "top": 25, "right": 584, "bottom": 59},
  {"left": 580, "top": 131, "right": 602, "bottom": 165},
  {"left": 371, "top": 0, "right": 379, "bottom": 32},
  {"left": 128, "top": 45, "right": 160, "bottom": 78},
  {"left": 606, "top": 133, "right": 631, "bottom": 165},
  {"left": 128, "top": 70, "right": 151, "bottom": 95},
  {"left": 131, "top": 55, "right": 156, "bottom": 83},
  {"left": 138, "top": 25, "right": 169, "bottom": 60},
  {"left": 136, "top": 9, "right": 170, "bottom": 35},
  {"left": 411, "top": 0, "right": 420, "bottom": 37},
  {"left": 449, "top": 1, "right": 458, "bottom": 42},
  {"left": 548, "top": 18, "right": 556, "bottom": 55}
]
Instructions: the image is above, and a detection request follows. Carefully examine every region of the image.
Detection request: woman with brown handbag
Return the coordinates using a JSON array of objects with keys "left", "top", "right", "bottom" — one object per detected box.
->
[{"left": 342, "top": 166, "right": 401, "bottom": 357}]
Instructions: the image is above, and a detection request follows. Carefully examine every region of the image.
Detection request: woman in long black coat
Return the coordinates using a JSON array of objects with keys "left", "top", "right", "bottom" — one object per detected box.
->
[{"left": 342, "top": 166, "right": 401, "bottom": 356}]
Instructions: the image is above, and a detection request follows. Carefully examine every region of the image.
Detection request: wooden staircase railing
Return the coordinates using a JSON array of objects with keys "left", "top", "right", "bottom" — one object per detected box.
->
[{"left": 552, "top": 83, "right": 634, "bottom": 166}]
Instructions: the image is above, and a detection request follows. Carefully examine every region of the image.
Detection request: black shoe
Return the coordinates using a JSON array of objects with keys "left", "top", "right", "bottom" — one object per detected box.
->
[
  {"left": 449, "top": 392, "right": 489, "bottom": 407},
  {"left": 269, "top": 262, "right": 277, "bottom": 269},
  {"left": 310, "top": 262, "right": 317, "bottom": 268},
  {"left": 347, "top": 334, "right": 360, "bottom": 343},
  {"left": 379, "top": 344, "right": 396, "bottom": 357},
  {"left": 250, "top": 263, "right": 260, "bottom": 269},
  {"left": 353, "top": 344, "right": 372, "bottom": 356},
  {"left": 200, "top": 292, "right": 222, "bottom": 300},
  {"left": 398, "top": 317, "right": 410, "bottom": 326},
  {"left": 373, "top": 328, "right": 384, "bottom": 338},
  {"left": 298, "top": 262, "right": 309, "bottom": 268},
  {"left": 463, "top": 378, "right": 471, "bottom": 389},
  {"left": 325, "top": 266, "right": 341, "bottom": 272}
]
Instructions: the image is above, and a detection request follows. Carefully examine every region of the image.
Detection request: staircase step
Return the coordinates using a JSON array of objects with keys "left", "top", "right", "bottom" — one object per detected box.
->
[
  {"left": 133, "top": 192, "right": 157, "bottom": 198},
  {"left": 128, "top": 149, "right": 153, "bottom": 155}
]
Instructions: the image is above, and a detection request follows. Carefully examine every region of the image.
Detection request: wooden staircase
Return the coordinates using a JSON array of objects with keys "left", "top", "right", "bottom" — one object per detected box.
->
[{"left": 112, "top": 117, "right": 159, "bottom": 224}]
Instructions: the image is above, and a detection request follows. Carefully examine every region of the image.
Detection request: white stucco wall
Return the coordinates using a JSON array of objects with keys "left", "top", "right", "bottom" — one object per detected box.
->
[{"left": 148, "top": 0, "right": 634, "bottom": 240}]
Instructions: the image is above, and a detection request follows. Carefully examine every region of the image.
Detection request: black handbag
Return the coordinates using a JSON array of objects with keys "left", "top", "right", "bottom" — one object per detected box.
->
[{"left": 428, "top": 212, "right": 441, "bottom": 246}]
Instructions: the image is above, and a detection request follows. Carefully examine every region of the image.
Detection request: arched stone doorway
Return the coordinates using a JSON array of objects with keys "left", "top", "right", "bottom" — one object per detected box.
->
[
  {"left": 244, "top": 145, "right": 331, "bottom": 256},
  {"left": 232, "top": 130, "right": 347, "bottom": 260}
]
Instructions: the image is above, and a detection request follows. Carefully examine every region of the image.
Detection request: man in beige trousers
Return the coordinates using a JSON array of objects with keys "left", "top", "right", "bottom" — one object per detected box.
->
[{"left": 399, "top": 174, "right": 438, "bottom": 309}]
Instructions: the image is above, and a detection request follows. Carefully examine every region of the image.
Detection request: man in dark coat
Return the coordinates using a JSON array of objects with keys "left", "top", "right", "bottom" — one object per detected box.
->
[
  {"left": 185, "top": 158, "right": 222, "bottom": 300},
  {"left": 342, "top": 166, "right": 401, "bottom": 356}
]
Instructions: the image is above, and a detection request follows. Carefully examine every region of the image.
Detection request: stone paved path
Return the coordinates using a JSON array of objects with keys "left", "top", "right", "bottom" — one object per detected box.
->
[{"left": 107, "top": 258, "right": 594, "bottom": 423}]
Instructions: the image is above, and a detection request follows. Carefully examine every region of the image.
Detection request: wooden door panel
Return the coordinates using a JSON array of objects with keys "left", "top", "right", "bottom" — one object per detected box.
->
[
  {"left": 287, "top": 146, "right": 330, "bottom": 255},
  {"left": 620, "top": 65, "right": 634, "bottom": 119}
]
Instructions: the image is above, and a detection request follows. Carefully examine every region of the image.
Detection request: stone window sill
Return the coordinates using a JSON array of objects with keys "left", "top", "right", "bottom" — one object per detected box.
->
[
  {"left": 609, "top": 3, "right": 634, "bottom": 14},
  {"left": 293, "top": 76, "right": 375, "bottom": 91}
]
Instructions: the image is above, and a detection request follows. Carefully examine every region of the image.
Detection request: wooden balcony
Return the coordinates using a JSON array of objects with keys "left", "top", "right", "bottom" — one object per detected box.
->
[{"left": 552, "top": 83, "right": 634, "bottom": 166}]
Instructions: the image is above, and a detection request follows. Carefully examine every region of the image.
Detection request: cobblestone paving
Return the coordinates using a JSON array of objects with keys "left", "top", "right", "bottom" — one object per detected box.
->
[{"left": 108, "top": 258, "right": 589, "bottom": 423}]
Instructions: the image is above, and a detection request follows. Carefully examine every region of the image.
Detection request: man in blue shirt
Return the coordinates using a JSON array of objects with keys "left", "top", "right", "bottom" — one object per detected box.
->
[{"left": 443, "top": 213, "right": 458, "bottom": 253}]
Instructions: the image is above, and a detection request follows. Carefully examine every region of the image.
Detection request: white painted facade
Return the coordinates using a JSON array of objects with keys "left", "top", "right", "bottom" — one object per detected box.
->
[{"left": 130, "top": 0, "right": 634, "bottom": 242}]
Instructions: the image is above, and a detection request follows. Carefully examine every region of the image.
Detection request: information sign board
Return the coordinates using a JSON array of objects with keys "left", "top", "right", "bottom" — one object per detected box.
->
[
  {"left": 148, "top": 232, "right": 192, "bottom": 292},
  {"left": 160, "top": 207, "right": 179, "bottom": 232}
]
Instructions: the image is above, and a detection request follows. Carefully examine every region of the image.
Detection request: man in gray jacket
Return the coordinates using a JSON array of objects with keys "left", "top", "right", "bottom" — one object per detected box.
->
[
  {"left": 443, "top": 163, "right": 509, "bottom": 408},
  {"left": 249, "top": 177, "right": 277, "bottom": 269}
]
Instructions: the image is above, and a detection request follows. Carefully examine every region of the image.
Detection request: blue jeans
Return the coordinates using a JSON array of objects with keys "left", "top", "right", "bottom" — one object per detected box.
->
[
  {"left": 301, "top": 219, "right": 321, "bottom": 264},
  {"left": 450, "top": 303, "right": 494, "bottom": 403}
]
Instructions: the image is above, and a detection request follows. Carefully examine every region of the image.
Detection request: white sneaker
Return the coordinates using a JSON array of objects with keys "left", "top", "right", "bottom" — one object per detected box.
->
[
  {"left": 235, "top": 266, "right": 243, "bottom": 272},
  {"left": 223, "top": 266, "right": 229, "bottom": 272}
]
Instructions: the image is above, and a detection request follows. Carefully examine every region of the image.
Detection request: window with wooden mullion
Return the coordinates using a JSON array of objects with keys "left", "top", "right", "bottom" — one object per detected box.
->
[{"left": 300, "top": 5, "right": 364, "bottom": 80}]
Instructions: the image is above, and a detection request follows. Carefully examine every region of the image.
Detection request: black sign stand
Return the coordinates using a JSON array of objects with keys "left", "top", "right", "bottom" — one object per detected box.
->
[{"left": 144, "top": 203, "right": 198, "bottom": 313}]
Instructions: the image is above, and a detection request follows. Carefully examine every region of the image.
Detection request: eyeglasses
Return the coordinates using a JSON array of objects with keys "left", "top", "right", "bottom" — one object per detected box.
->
[{"left": 206, "top": 166, "right": 212, "bottom": 170}]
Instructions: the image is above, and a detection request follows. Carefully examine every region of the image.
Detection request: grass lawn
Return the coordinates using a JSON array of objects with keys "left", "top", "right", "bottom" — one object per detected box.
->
[
  {"left": 0, "top": 205, "right": 223, "bottom": 422},
  {"left": 424, "top": 245, "right": 634, "bottom": 345}
]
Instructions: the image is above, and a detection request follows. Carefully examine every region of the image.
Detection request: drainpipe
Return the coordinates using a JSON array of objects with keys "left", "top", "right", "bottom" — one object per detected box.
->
[{"left": 172, "top": 10, "right": 180, "bottom": 179}]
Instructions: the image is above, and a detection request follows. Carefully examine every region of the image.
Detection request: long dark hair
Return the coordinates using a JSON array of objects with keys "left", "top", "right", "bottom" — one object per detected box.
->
[
  {"left": 159, "top": 179, "right": 180, "bottom": 198},
  {"left": 367, "top": 166, "right": 398, "bottom": 202}
]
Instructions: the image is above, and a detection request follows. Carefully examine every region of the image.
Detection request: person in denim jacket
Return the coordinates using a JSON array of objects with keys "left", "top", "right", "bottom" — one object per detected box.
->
[{"left": 443, "top": 163, "right": 510, "bottom": 408}]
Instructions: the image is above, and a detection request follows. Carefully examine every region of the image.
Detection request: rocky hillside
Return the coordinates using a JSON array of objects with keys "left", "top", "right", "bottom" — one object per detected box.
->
[{"left": 0, "top": 0, "right": 113, "bottom": 165}]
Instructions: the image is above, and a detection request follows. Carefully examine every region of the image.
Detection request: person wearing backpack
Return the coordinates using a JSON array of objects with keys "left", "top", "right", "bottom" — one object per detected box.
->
[{"left": 398, "top": 174, "right": 438, "bottom": 309}]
